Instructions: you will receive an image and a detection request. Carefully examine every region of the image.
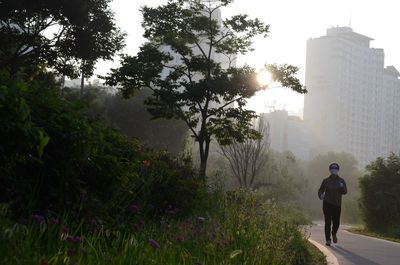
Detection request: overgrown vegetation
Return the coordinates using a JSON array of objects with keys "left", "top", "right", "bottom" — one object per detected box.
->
[
  {"left": 359, "top": 153, "right": 400, "bottom": 238},
  {"left": 0, "top": 190, "right": 325, "bottom": 265}
]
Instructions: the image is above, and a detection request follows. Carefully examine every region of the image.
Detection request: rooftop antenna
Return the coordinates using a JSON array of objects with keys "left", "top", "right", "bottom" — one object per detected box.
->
[{"left": 349, "top": 13, "right": 352, "bottom": 28}]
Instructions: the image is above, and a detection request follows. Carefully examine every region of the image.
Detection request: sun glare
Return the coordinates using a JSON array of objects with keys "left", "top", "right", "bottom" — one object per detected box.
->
[{"left": 257, "top": 70, "right": 272, "bottom": 86}]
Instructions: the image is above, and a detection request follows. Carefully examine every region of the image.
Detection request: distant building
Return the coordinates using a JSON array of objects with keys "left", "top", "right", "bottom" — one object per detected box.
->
[
  {"left": 304, "top": 27, "right": 400, "bottom": 165},
  {"left": 260, "top": 110, "right": 320, "bottom": 161}
]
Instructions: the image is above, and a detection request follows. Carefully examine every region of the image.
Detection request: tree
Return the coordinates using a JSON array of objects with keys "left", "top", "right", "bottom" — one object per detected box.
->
[
  {"left": 0, "top": 0, "right": 125, "bottom": 83},
  {"left": 220, "top": 117, "right": 272, "bottom": 189},
  {"left": 359, "top": 154, "right": 400, "bottom": 233},
  {"left": 105, "top": 0, "right": 306, "bottom": 178}
]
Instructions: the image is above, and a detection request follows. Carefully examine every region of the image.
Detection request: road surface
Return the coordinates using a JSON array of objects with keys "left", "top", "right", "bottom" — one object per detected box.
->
[{"left": 307, "top": 222, "right": 400, "bottom": 265}]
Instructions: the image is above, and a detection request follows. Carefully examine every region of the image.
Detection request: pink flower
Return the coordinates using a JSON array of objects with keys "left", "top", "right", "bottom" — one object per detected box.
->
[
  {"left": 148, "top": 239, "right": 160, "bottom": 249},
  {"left": 176, "top": 236, "right": 185, "bottom": 242},
  {"left": 31, "top": 214, "right": 45, "bottom": 223}
]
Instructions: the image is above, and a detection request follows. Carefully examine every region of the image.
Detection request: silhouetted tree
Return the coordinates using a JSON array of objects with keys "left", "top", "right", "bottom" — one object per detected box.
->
[
  {"left": 105, "top": 0, "right": 305, "bottom": 178},
  {"left": 220, "top": 117, "right": 272, "bottom": 189},
  {"left": 0, "top": 0, "right": 125, "bottom": 83}
]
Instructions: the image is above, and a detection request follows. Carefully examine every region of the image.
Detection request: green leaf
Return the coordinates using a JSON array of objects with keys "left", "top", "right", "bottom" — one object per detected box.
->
[
  {"left": 36, "top": 129, "right": 50, "bottom": 158},
  {"left": 229, "top": 249, "right": 243, "bottom": 259}
]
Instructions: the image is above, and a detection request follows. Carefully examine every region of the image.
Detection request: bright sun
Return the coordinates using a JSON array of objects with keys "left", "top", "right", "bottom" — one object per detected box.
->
[{"left": 257, "top": 70, "right": 272, "bottom": 86}]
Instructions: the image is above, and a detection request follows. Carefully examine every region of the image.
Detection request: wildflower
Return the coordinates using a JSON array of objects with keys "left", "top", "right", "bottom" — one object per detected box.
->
[
  {"left": 176, "top": 235, "right": 184, "bottom": 242},
  {"left": 129, "top": 203, "right": 139, "bottom": 214},
  {"left": 148, "top": 239, "right": 160, "bottom": 249},
  {"left": 62, "top": 225, "right": 69, "bottom": 233},
  {"left": 90, "top": 218, "right": 98, "bottom": 227},
  {"left": 142, "top": 159, "right": 150, "bottom": 167},
  {"left": 49, "top": 217, "right": 59, "bottom": 225},
  {"left": 31, "top": 214, "right": 45, "bottom": 223},
  {"left": 65, "top": 236, "right": 83, "bottom": 244}
]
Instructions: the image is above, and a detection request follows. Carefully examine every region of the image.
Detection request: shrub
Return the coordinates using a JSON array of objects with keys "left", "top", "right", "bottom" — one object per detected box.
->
[
  {"left": 1, "top": 70, "right": 205, "bottom": 223},
  {"left": 359, "top": 154, "right": 400, "bottom": 235}
]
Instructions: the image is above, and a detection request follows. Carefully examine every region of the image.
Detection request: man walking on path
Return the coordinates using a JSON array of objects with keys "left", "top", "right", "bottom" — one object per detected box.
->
[{"left": 318, "top": 163, "right": 347, "bottom": 246}]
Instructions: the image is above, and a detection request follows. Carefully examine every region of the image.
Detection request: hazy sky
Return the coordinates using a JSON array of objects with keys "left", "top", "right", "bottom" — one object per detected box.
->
[{"left": 97, "top": 0, "right": 400, "bottom": 117}]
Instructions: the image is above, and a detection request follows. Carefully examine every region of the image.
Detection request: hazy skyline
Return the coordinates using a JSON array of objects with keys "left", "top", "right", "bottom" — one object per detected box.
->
[{"left": 96, "top": 0, "right": 400, "bottom": 117}]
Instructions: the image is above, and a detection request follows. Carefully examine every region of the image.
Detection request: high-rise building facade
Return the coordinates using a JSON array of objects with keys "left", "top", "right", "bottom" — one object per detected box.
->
[{"left": 304, "top": 27, "right": 400, "bottom": 165}]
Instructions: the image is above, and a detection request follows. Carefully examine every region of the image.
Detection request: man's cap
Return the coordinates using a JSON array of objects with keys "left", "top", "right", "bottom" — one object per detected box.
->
[{"left": 329, "top": 163, "right": 340, "bottom": 170}]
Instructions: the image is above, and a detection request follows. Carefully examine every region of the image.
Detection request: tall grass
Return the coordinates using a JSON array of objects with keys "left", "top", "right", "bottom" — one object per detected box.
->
[{"left": 0, "top": 190, "right": 325, "bottom": 265}]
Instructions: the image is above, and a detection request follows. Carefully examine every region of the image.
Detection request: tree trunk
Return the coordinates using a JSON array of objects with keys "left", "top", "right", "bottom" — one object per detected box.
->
[
  {"left": 199, "top": 139, "right": 210, "bottom": 179},
  {"left": 80, "top": 61, "right": 85, "bottom": 98}
]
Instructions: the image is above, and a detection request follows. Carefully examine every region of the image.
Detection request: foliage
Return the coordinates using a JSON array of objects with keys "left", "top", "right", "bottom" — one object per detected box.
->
[
  {"left": 359, "top": 153, "right": 400, "bottom": 236},
  {"left": 105, "top": 0, "right": 305, "bottom": 178},
  {"left": 0, "top": 71, "right": 203, "bottom": 221},
  {"left": 0, "top": 190, "right": 325, "bottom": 265},
  {"left": 0, "top": 0, "right": 125, "bottom": 80},
  {"left": 0, "top": 71, "right": 50, "bottom": 202}
]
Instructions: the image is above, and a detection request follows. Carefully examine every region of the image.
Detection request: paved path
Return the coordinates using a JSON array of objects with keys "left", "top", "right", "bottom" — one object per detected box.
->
[{"left": 307, "top": 222, "right": 400, "bottom": 265}]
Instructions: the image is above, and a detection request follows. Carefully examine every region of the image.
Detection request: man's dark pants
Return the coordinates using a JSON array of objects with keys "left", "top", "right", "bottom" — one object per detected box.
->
[{"left": 323, "top": 200, "right": 341, "bottom": 241}]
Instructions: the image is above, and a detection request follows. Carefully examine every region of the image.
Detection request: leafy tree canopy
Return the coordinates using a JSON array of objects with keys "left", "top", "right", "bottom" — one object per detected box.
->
[
  {"left": 105, "top": 0, "right": 306, "bottom": 177},
  {"left": 0, "top": 0, "right": 125, "bottom": 79}
]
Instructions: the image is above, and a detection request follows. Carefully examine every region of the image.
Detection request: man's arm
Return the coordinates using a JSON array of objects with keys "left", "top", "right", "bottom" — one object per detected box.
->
[
  {"left": 318, "top": 179, "right": 326, "bottom": 199},
  {"left": 341, "top": 179, "right": 347, "bottom": 195}
]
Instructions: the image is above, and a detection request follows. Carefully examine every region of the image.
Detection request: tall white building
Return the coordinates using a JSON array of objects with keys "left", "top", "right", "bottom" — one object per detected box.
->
[{"left": 304, "top": 27, "right": 400, "bottom": 165}]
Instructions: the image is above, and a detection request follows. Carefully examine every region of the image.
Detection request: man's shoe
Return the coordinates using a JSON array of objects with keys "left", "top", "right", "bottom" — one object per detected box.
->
[
  {"left": 325, "top": 240, "right": 331, "bottom": 246},
  {"left": 332, "top": 234, "right": 338, "bottom": 244}
]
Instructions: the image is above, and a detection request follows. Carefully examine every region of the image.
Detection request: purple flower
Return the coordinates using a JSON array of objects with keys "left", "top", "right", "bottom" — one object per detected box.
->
[
  {"left": 62, "top": 225, "right": 69, "bottom": 233},
  {"left": 90, "top": 218, "right": 98, "bottom": 227},
  {"left": 65, "top": 236, "right": 83, "bottom": 244},
  {"left": 176, "top": 236, "right": 184, "bottom": 242},
  {"left": 129, "top": 203, "right": 139, "bottom": 214},
  {"left": 49, "top": 217, "right": 59, "bottom": 225},
  {"left": 148, "top": 239, "right": 160, "bottom": 249},
  {"left": 31, "top": 214, "right": 45, "bottom": 223}
]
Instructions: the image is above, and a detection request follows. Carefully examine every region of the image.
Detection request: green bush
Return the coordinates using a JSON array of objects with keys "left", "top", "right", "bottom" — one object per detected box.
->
[
  {"left": 0, "top": 71, "right": 204, "bottom": 222},
  {"left": 359, "top": 154, "right": 400, "bottom": 235}
]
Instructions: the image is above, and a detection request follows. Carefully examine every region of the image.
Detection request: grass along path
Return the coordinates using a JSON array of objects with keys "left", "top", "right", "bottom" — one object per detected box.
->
[{"left": 347, "top": 227, "right": 400, "bottom": 243}]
